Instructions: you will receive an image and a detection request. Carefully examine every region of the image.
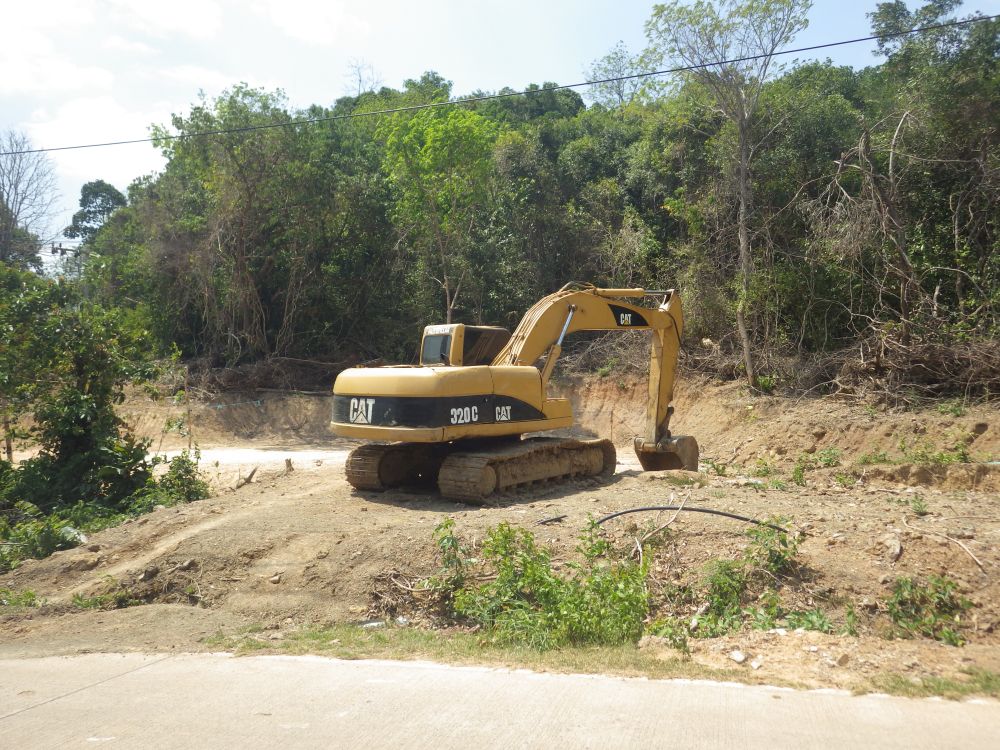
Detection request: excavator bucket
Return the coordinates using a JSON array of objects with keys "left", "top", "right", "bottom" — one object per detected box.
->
[{"left": 633, "top": 435, "right": 700, "bottom": 472}]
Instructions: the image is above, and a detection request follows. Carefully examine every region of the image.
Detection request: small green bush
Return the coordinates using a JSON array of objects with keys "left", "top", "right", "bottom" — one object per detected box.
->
[
  {"left": 887, "top": 576, "right": 971, "bottom": 646},
  {"left": 816, "top": 448, "right": 842, "bottom": 468},
  {"left": 435, "top": 520, "right": 648, "bottom": 650},
  {"left": 787, "top": 608, "right": 833, "bottom": 633},
  {"left": 646, "top": 616, "right": 689, "bottom": 653}
]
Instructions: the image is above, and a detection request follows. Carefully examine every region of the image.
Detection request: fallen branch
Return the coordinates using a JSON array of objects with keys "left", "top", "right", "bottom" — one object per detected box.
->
[
  {"left": 234, "top": 466, "right": 259, "bottom": 489},
  {"left": 902, "top": 517, "right": 987, "bottom": 576}
]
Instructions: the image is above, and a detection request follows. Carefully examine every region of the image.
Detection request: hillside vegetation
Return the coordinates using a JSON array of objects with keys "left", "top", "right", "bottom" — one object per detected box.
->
[{"left": 63, "top": 0, "right": 1000, "bottom": 397}]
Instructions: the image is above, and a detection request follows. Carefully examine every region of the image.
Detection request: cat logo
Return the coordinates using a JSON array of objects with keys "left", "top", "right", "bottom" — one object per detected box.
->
[
  {"left": 619, "top": 312, "right": 632, "bottom": 326},
  {"left": 349, "top": 397, "right": 375, "bottom": 424},
  {"left": 496, "top": 405, "right": 512, "bottom": 422}
]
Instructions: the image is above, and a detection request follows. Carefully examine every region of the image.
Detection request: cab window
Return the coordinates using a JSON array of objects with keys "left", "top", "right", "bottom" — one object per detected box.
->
[{"left": 421, "top": 334, "right": 451, "bottom": 365}]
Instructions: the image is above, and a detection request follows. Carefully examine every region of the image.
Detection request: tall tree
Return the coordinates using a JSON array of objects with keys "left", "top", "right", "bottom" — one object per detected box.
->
[
  {"left": 645, "top": 0, "right": 811, "bottom": 386},
  {"left": 64, "top": 180, "right": 127, "bottom": 244},
  {"left": 380, "top": 108, "right": 502, "bottom": 323},
  {"left": 0, "top": 131, "right": 57, "bottom": 271}
]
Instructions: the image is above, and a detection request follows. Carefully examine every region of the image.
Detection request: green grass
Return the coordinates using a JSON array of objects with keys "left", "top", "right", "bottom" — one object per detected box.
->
[
  {"left": 872, "top": 669, "right": 1000, "bottom": 700},
  {"left": 0, "top": 587, "right": 39, "bottom": 608},
  {"left": 202, "top": 622, "right": 1000, "bottom": 700},
  {"left": 856, "top": 451, "right": 890, "bottom": 466},
  {"left": 205, "top": 622, "right": 761, "bottom": 684}
]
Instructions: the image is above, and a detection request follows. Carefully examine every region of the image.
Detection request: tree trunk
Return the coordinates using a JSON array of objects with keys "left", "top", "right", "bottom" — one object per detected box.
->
[
  {"left": 736, "top": 120, "right": 757, "bottom": 388},
  {"left": 2, "top": 409, "right": 13, "bottom": 463}
]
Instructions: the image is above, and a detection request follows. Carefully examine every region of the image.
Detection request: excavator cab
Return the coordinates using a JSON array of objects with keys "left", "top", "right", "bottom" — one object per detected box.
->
[{"left": 420, "top": 324, "right": 511, "bottom": 367}]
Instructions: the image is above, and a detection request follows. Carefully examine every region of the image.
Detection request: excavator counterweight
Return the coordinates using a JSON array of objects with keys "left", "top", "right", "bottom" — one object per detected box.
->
[{"left": 331, "top": 283, "right": 698, "bottom": 502}]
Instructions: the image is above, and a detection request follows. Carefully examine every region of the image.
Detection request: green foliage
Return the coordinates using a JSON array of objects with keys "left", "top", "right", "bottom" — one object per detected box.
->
[
  {"left": 753, "top": 374, "right": 777, "bottom": 394},
  {"left": 815, "top": 448, "right": 841, "bottom": 468},
  {"left": 936, "top": 400, "right": 967, "bottom": 418},
  {"left": 842, "top": 604, "right": 859, "bottom": 637},
  {"left": 646, "top": 616, "right": 690, "bottom": 654},
  {"left": 743, "top": 521, "right": 799, "bottom": 578},
  {"left": 887, "top": 576, "right": 971, "bottom": 646},
  {"left": 432, "top": 520, "right": 648, "bottom": 650},
  {"left": 0, "top": 587, "right": 39, "bottom": 608},
  {"left": 705, "top": 459, "right": 728, "bottom": 476},
  {"left": 72, "top": 578, "right": 141, "bottom": 610},
  {"left": 0, "top": 452, "right": 210, "bottom": 573},
  {"left": 751, "top": 457, "right": 773, "bottom": 477},
  {"left": 898, "top": 435, "right": 972, "bottom": 465},
  {"left": 64, "top": 180, "right": 127, "bottom": 243},
  {"left": 786, "top": 608, "right": 832, "bottom": 633},
  {"left": 909, "top": 494, "right": 929, "bottom": 517},
  {"left": 792, "top": 458, "right": 808, "bottom": 486},
  {"left": 689, "top": 518, "right": 802, "bottom": 638},
  {"left": 856, "top": 450, "right": 890, "bottom": 466}
]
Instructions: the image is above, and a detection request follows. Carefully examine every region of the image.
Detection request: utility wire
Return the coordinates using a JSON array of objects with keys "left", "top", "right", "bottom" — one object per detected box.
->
[{"left": 2, "top": 13, "right": 996, "bottom": 157}]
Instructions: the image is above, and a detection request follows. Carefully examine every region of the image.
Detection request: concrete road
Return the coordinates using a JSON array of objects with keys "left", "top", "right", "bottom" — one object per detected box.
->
[{"left": 1, "top": 653, "right": 998, "bottom": 749}]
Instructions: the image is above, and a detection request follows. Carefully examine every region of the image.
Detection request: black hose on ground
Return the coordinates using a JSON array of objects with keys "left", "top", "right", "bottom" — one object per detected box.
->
[{"left": 595, "top": 506, "right": 788, "bottom": 533}]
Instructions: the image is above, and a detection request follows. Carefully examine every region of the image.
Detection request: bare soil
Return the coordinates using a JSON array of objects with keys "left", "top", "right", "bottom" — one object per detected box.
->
[{"left": 2, "top": 376, "right": 998, "bottom": 693}]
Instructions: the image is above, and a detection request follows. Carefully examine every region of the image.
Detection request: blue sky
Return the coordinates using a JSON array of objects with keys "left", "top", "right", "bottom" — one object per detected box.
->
[{"left": 2, "top": 0, "right": 997, "bottom": 239}]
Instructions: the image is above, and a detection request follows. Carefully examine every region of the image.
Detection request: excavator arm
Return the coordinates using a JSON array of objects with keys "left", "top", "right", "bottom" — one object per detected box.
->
[{"left": 491, "top": 283, "right": 698, "bottom": 471}]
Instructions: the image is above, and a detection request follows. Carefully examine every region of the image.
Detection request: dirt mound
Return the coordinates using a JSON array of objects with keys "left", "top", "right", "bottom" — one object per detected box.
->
[{"left": 559, "top": 375, "right": 997, "bottom": 485}]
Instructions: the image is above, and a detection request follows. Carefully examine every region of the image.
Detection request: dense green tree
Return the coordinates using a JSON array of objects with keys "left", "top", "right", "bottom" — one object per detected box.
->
[
  {"left": 64, "top": 180, "right": 127, "bottom": 243},
  {"left": 379, "top": 108, "right": 503, "bottom": 323}
]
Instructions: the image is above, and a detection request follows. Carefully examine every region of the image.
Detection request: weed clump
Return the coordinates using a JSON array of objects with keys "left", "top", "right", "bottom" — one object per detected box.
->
[
  {"left": 0, "top": 587, "right": 39, "bottom": 608},
  {"left": 887, "top": 576, "right": 971, "bottom": 646}
]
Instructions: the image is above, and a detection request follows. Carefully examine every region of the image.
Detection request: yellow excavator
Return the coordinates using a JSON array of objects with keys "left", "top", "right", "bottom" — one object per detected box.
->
[{"left": 331, "top": 283, "right": 698, "bottom": 502}]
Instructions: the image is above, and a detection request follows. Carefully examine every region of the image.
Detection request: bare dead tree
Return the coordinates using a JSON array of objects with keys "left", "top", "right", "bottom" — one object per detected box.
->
[
  {"left": 345, "top": 58, "right": 383, "bottom": 98},
  {"left": 0, "top": 130, "right": 58, "bottom": 270}
]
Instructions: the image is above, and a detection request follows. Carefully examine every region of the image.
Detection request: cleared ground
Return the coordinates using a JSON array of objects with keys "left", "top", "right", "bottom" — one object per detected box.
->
[{"left": 1, "top": 377, "right": 998, "bottom": 695}]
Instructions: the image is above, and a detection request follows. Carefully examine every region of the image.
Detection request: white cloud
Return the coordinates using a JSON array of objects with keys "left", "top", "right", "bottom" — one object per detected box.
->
[
  {"left": 0, "top": 31, "right": 115, "bottom": 96},
  {"left": 105, "top": 0, "right": 224, "bottom": 40},
  {"left": 23, "top": 96, "right": 169, "bottom": 229},
  {"left": 103, "top": 34, "right": 158, "bottom": 55},
  {"left": 250, "top": 0, "right": 370, "bottom": 46},
  {"left": 160, "top": 65, "right": 239, "bottom": 96},
  {"left": 5, "top": 1, "right": 98, "bottom": 32}
]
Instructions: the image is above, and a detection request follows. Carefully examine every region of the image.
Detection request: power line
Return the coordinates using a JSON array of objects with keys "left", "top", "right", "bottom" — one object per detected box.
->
[{"left": 2, "top": 13, "right": 996, "bottom": 157}]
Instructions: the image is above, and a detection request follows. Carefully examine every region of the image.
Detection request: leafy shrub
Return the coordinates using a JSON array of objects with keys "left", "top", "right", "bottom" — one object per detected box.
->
[
  {"left": 816, "top": 448, "right": 841, "bottom": 468},
  {"left": 0, "top": 452, "right": 210, "bottom": 572},
  {"left": 898, "top": 436, "right": 971, "bottom": 465},
  {"left": 743, "top": 521, "right": 799, "bottom": 578},
  {"left": 128, "top": 450, "right": 211, "bottom": 514},
  {"left": 434, "top": 520, "right": 648, "bottom": 650},
  {"left": 936, "top": 400, "right": 966, "bottom": 417},
  {"left": 786, "top": 608, "right": 833, "bottom": 633},
  {"left": 690, "top": 519, "right": 801, "bottom": 638},
  {"left": 887, "top": 576, "right": 971, "bottom": 646}
]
